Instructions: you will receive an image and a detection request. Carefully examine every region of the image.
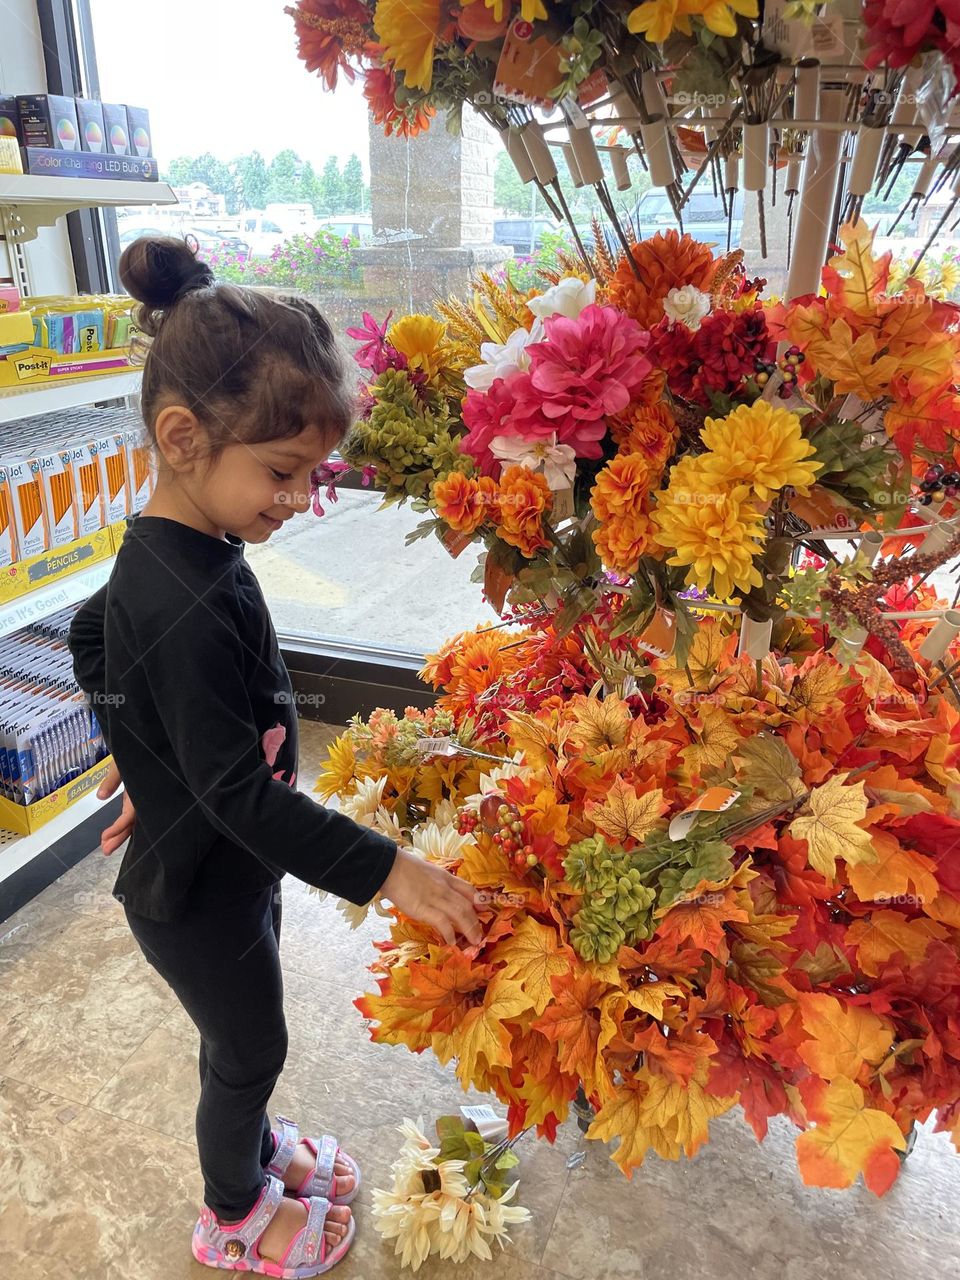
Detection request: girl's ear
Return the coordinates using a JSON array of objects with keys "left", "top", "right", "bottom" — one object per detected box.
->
[{"left": 153, "top": 405, "right": 208, "bottom": 473}]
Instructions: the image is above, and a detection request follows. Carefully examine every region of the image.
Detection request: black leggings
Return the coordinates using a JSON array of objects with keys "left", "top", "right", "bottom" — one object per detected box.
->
[{"left": 125, "top": 883, "right": 287, "bottom": 1220}]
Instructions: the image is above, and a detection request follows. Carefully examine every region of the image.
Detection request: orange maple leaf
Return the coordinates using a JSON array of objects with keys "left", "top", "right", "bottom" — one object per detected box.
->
[
  {"left": 846, "top": 829, "right": 939, "bottom": 907},
  {"left": 654, "top": 888, "right": 750, "bottom": 956},
  {"left": 796, "top": 992, "right": 893, "bottom": 1081},
  {"left": 489, "top": 916, "right": 574, "bottom": 1015},
  {"left": 796, "top": 1075, "right": 905, "bottom": 1195},
  {"left": 584, "top": 775, "right": 668, "bottom": 847},
  {"left": 821, "top": 220, "right": 891, "bottom": 314},
  {"left": 846, "top": 910, "right": 947, "bottom": 977},
  {"left": 533, "top": 969, "right": 606, "bottom": 1079},
  {"left": 815, "top": 317, "right": 900, "bottom": 398}
]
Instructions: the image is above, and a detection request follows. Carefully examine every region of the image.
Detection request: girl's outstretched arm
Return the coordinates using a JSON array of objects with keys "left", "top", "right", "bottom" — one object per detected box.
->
[{"left": 122, "top": 591, "right": 399, "bottom": 907}]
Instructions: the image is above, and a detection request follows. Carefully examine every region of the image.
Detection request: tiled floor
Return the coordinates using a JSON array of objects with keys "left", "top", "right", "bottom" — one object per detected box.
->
[{"left": 1, "top": 721, "right": 959, "bottom": 1280}]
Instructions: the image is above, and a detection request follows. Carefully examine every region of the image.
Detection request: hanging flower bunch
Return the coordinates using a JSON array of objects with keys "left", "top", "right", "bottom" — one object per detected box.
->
[
  {"left": 334, "top": 227, "right": 955, "bottom": 658},
  {"left": 315, "top": 603, "right": 960, "bottom": 1196}
]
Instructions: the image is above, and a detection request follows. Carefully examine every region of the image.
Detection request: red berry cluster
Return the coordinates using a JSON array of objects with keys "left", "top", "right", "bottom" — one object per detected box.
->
[
  {"left": 456, "top": 808, "right": 480, "bottom": 836},
  {"left": 491, "top": 802, "right": 538, "bottom": 872},
  {"left": 916, "top": 462, "right": 960, "bottom": 507}
]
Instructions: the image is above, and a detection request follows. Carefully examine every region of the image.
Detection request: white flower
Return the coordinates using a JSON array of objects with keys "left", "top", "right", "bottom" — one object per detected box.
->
[
  {"left": 490, "top": 432, "right": 577, "bottom": 491},
  {"left": 432, "top": 796, "right": 459, "bottom": 828},
  {"left": 464, "top": 753, "right": 527, "bottom": 809},
  {"left": 662, "top": 284, "right": 711, "bottom": 331},
  {"left": 463, "top": 320, "right": 544, "bottom": 390},
  {"left": 409, "top": 821, "right": 474, "bottom": 865},
  {"left": 526, "top": 275, "right": 596, "bottom": 320},
  {"left": 336, "top": 897, "right": 373, "bottom": 930},
  {"left": 374, "top": 804, "right": 405, "bottom": 843},
  {"left": 340, "top": 774, "right": 387, "bottom": 826}
]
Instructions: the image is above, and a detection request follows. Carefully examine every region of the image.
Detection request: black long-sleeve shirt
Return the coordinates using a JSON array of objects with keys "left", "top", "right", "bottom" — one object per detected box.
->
[{"left": 68, "top": 514, "right": 397, "bottom": 921}]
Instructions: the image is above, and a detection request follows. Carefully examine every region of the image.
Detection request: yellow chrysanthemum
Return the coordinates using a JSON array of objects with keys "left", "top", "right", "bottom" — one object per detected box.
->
[
  {"left": 627, "top": 0, "right": 694, "bottom": 41},
  {"left": 653, "top": 467, "right": 765, "bottom": 600},
  {"left": 387, "top": 313, "right": 447, "bottom": 380},
  {"left": 373, "top": 0, "right": 441, "bottom": 92},
  {"left": 314, "top": 733, "right": 358, "bottom": 801},
  {"left": 688, "top": 0, "right": 759, "bottom": 37},
  {"left": 697, "top": 400, "right": 822, "bottom": 502}
]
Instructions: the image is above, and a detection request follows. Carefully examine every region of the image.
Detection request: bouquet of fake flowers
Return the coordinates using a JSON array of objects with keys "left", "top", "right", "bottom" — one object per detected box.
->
[
  {"left": 371, "top": 1115, "right": 530, "bottom": 1270},
  {"left": 329, "top": 223, "right": 958, "bottom": 667},
  {"left": 318, "top": 601, "right": 960, "bottom": 1197}
]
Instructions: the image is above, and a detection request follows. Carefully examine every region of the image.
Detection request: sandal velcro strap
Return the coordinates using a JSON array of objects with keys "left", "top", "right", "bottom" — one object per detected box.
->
[
  {"left": 207, "top": 1174, "right": 286, "bottom": 1256},
  {"left": 309, "top": 1135, "right": 339, "bottom": 1201},
  {"left": 267, "top": 1114, "right": 300, "bottom": 1179},
  {"left": 292, "top": 1195, "right": 332, "bottom": 1268}
]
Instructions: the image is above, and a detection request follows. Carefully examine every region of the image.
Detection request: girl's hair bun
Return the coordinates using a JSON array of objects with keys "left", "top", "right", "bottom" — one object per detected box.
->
[{"left": 119, "top": 235, "right": 215, "bottom": 334}]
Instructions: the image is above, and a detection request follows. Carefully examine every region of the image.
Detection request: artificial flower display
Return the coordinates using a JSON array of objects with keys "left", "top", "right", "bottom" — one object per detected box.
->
[
  {"left": 334, "top": 225, "right": 946, "bottom": 653},
  {"left": 309, "top": 221, "right": 960, "bottom": 1201}
]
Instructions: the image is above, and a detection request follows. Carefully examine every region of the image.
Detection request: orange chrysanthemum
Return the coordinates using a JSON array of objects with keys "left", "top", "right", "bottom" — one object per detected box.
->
[
  {"left": 606, "top": 231, "right": 719, "bottom": 329},
  {"left": 590, "top": 453, "right": 657, "bottom": 521},
  {"left": 612, "top": 400, "right": 677, "bottom": 454},
  {"left": 592, "top": 507, "right": 657, "bottom": 575},
  {"left": 363, "top": 64, "right": 436, "bottom": 138},
  {"left": 285, "top": 0, "right": 372, "bottom": 91},
  {"left": 447, "top": 626, "right": 512, "bottom": 698},
  {"left": 495, "top": 465, "right": 553, "bottom": 558},
  {"left": 432, "top": 472, "right": 485, "bottom": 534}
]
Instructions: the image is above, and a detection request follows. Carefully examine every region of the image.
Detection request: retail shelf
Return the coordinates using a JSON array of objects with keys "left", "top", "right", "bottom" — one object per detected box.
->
[
  {"left": 0, "top": 554, "right": 114, "bottom": 640},
  {"left": 0, "top": 785, "right": 117, "bottom": 885},
  {"left": 0, "top": 174, "right": 176, "bottom": 242},
  {"left": 0, "top": 369, "right": 141, "bottom": 422}
]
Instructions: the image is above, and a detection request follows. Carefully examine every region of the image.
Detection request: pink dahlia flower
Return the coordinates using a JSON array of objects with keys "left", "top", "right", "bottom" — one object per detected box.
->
[
  {"left": 461, "top": 371, "right": 557, "bottom": 474},
  {"left": 526, "top": 304, "right": 652, "bottom": 444}
]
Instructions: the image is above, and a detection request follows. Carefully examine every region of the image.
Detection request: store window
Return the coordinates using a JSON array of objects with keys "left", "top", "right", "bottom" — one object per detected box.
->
[{"left": 79, "top": 0, "right": 500, "bottom": 654}]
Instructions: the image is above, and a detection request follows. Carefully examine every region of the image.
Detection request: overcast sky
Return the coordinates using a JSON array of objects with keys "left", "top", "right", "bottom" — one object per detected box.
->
[{"left": 89, "top": 0, "right": 371, "bottom": 173}]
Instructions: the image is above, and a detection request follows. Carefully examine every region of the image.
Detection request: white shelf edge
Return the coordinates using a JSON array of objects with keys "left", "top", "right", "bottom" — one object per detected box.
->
[
  {"left": 0, "top": 369, "right": 141, "bottom": 422},
  {"left": 0, "top": 555, "right": 115, "bottom": 640},
  {"left": 0, "top": 174, "right": 176, "bottom": 209},
  {"left": 0, "top": 787, "right": 118, "bottom": 887}
]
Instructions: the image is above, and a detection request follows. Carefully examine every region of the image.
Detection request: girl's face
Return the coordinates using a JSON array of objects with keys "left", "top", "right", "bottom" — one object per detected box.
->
[{"left": 202, "top": 424, "right": 334, "bottom": 544}]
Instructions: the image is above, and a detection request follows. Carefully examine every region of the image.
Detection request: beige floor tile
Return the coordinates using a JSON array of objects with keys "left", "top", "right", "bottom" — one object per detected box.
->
[{"left": 3, "top": 720, "right": 959, "bottom": 1280}]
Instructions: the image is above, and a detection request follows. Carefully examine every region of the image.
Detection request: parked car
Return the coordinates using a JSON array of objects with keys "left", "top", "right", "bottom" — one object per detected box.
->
[
  {"left": 317, "top": 215, "right": 373, "bottom": 243},
  {"left": 494, "top": 217, "right": 558, "bottom": 254},
  {"left": 631, "top": 189, "right": 744, "bottom": 247},
  {"left": 239, "top": 212, "right": 286, "bottom": 258}
]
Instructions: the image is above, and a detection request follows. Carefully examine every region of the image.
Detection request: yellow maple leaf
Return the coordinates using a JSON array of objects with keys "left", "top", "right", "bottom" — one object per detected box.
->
[
  {"left": 796, "top": 993, "right": 893, "bottom": 1081},
  {"left": 659, "top": 626, "right": 736, "bottom": 692},
  {"left": 789, "top": 772, "right": 877, "bottom": 880},
  {"left": 442, "top": 973, "right": 533, "bottom": 1086},
  {"left": 818, "top": 317, "right": 899, "bottom": 398},
  {"left": 457, "top": 838, "right": 538, "bottom": 899},
  {"left": 585, "top": 776, "right": 668, "bottom": 846},
  {"left": 796, "top": 1076, "right": 905, "bottom": 1195},
  {"left": 565, "top": 693, "right": 633, "bottom": 754},
  {"left": 490, "top": 917, "right": 573, "bottom": 1015},
  {"left": 733, "top": 734, "right": 805, "bottom": 803},
  {"left": 681, "top": 705, "right": 742, "bottom": 778},
  {"left": 503, "top": 708, "right": 556, "bottom": 770},
  {"left": 787, "top": 653, "right": 849, "bottom": 723},
  {"left": 823, "top": 220, "right": 890, "bottom": 313},
  {"left": 846, "top": 910, "right": 947, "bottom": 977},
  {"left": 587, "top": 1079, "right": 677, "bottom": 1174}
]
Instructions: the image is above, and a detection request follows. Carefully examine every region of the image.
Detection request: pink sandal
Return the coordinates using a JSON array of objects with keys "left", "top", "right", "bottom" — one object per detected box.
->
[
  {"left": 266, "top": 1115, "right": 361, "bottom": 1207},
  {"left": 192, "top": 1173, "right": 354, "bottom": 1276}
]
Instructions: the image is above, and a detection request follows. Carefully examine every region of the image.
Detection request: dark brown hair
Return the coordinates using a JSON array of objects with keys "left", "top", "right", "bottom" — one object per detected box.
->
[{"left": 119, "top": 235, "right": 355, "bottom": 457}]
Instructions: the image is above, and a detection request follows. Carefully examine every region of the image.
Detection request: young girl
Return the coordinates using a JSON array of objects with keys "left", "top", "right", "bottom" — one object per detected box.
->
[{"left": 67, "top": 236, "right": 481, "bottom": 1277}]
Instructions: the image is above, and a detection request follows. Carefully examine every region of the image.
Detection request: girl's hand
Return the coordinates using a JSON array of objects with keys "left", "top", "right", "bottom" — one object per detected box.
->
[
  {"left": 379, "top": 847, "right": 482, "bottom": 947},
  {"left": 96, "top": 760, "right": 136, "bottom": 856}
]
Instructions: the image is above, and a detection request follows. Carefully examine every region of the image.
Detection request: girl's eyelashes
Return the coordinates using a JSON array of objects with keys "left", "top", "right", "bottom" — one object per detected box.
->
[{"left": 270, "top": 468, "right": 292, "bottom": 482}]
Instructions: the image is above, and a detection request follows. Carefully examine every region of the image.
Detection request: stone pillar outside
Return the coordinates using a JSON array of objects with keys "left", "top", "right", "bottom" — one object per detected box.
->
[{"left": 358, "top": 106, "right": 511, "bottom": 313}]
